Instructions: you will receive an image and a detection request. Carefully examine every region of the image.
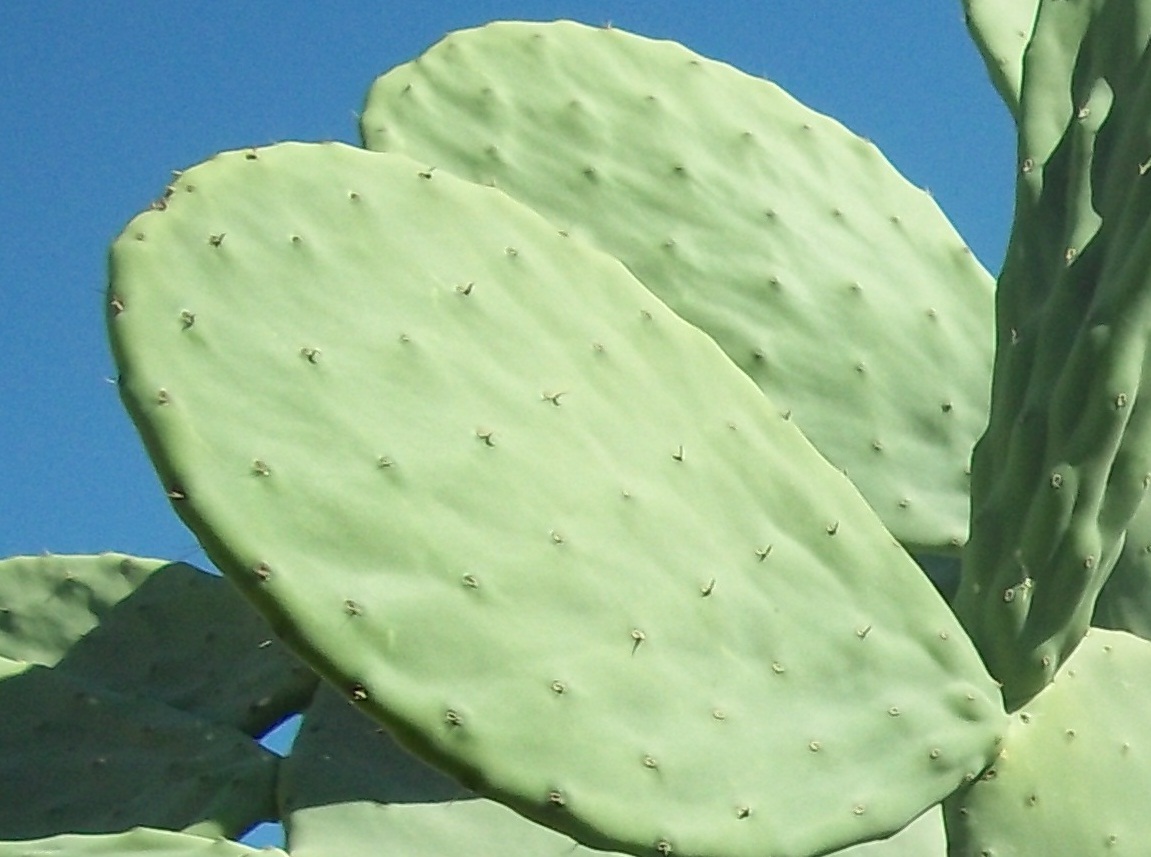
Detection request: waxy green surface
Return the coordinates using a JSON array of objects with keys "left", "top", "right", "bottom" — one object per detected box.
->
[{"left": 109, "top": 141, "right": 1005, "bottom": 857}]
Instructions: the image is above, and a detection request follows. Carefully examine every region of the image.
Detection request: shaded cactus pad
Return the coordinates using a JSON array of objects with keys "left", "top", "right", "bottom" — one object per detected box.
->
[{"left": 0, "top": 555, "right": 314, "bottom": 842}]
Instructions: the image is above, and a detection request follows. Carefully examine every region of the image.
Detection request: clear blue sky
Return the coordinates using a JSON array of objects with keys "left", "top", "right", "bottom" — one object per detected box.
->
[{"left": 1, "top": 6, "right": 1012, "bottom": 578}]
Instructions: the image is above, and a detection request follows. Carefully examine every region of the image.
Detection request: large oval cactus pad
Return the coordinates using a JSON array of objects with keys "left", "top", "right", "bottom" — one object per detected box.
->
[
  {"left": 361, "top": 20, "right": 995, "bottom": 553},
  {"left": 109, "top": 143, "right": 1004, "bottom": 857}
]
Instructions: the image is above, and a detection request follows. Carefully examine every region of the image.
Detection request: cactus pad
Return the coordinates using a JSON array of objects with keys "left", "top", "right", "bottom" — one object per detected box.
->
[
  {"left": 56, "top": 560, "right": 317, "bottom": 735},
  {"left": 0, "top": 554, "right": 314, "bottom": 840},
  {"left": 944, "top": 629, "right": 1151, "bottom": 856},
  {"left": 361, "top": 20, "right": 995, "bottom": 553},
  {"left": 0, "top": 553, "right": 160, "bottom": 666},
  {"left": 108, "top": 142, "right": 1005, "bottom": 857},
  {"left": 0, "top": 665, "right": 278, "bottom": 839}
]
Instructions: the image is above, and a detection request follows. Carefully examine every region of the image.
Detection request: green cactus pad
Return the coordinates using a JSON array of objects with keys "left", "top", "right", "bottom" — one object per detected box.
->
[
  {"left": 0, "top": 829, "right": 287, "bottom": 857},
  {"left": 0, "top": 554, "right": 320, "bottom": 839},
  {"left": 108, "top": 142, "right": 1005, "bottom": 857},
  {"left": 280, "top": 685, "right": 467, "bottom": 813},
  {"left": 944, "top": 629, "right": 1151, "bottom": 856},
  {"left": 0, "top": 665, "right": 278, "bottom": 840},
  {"left": 955, "top": 0, "right": 1151, "bottom": 707},
  {"left": 360, "top": 20, "right": 995, "bottom": 553},
  {"left": 56, "top": 560, "right": 317, "bottom": 735},
  {"left": 0, "top": 553, "right": 161, "bottom": 666},
  {"left": 0, "top": 553, "right": 317, "bottom": 736},
  {"left": 962, "top": 0, "right": 1038, "bottom": 117}
]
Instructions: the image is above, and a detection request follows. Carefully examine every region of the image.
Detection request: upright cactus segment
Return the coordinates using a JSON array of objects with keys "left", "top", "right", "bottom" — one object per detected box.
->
[
  {"left": 962, "top": 0, "right": 1039, "bottom": 117},
  {"left": 954, "top": 0, "right": 1151, "bottom": 708},
  {"left": 944, "top": 629, "right": 1151, "bottom": 856},
  {"left": 108, "top": 142, "right": 1006, "bottom": 857},
  {"left": 360, "top": 20, "right": 995, "bottom": 554},
  {"left": 0, "top": 555, "right": 315, "bottom": 842}
]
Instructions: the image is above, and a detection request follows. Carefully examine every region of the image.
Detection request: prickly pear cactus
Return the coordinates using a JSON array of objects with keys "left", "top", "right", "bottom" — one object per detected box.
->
[
  {"left": 58, "top": 5, "right": 1151, "bottom": 857},
  {"left": 0, "top": 553, "right": 158, "bottom": 666},
  {"left": 282, "top": 684, "right": 948, "bottom": 857},
  {"left": 107, "top": 140, "right": 1005, "bottom": 857}
]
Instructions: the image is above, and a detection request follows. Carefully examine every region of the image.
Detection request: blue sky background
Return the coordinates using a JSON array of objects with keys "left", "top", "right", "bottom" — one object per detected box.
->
[
  {"left": 2, "top": 3, "right": 1015, "bottom": 849},
  {"left": 2, "top": 4, "right": 1014, "bottom": 567}
]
